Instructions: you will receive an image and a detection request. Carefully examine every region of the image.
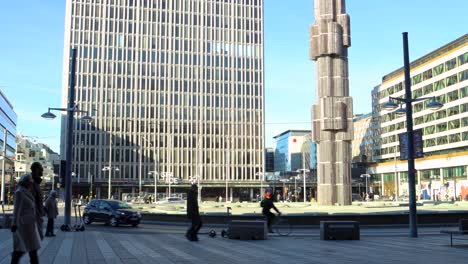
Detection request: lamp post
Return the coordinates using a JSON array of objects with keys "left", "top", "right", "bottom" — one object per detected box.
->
[
  {"left": 102, "top": 166, "right": 119, "bottom": 199},
  {"left": 297, "top": 168, "right": 310, "bottom": 203},
  {"left": 382, "top": 33, "right": 444, "bottom": 238},
  {"left": 360, "top": 174, "right": 371, "bottom": 199},
  {"left": 41, "top": 48, "right": 94, "bottom": 230}
]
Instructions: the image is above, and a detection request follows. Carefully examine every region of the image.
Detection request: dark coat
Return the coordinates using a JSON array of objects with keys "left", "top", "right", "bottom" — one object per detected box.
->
[
  {"left": 186, "top": 188, "right": 199, "bottom": 219},
  {"left": 12, "top": 187, "right": 41, "bottom": 252},
  {"left": 30, "top": 175, "right": 44, "bottom": 223},
  {"left": 261, "top": 198, "right": 280, "bottom": 214},
  {"left": 45, "top": 196, "right": 58, "bottom": 219}
]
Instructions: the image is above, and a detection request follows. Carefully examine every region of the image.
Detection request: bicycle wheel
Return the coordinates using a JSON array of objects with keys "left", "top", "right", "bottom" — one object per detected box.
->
[{"left": 274, "top": 219, "right": 292, "bottom": 236}]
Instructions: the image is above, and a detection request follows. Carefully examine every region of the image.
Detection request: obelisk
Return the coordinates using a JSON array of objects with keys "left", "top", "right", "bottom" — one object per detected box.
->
[{"left": 310, "top": 0, "right": 353, "bottom": 205}]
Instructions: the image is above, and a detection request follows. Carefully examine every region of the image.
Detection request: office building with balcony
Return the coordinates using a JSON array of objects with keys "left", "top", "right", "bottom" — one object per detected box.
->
[
  {"left": 61, "top": 0, "right": 265, "bottom": 200},
  {"left": 369, "top": 34, "right": 468, "bottom": 200}
]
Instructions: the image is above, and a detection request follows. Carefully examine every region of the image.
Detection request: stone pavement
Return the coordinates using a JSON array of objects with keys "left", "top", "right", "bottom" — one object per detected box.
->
[{"left": 0, "top": 223, "right": 467, "bottom": 264}]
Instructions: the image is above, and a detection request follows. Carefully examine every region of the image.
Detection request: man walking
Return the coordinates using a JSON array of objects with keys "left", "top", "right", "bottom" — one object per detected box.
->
[
  {"left": 44, "top": 190, "right": 58, "bottom": 237},
  {"left": 186, "top": 183, "right": 202, "bottom": 241},
  {"left": 29, "top": 162, "right": 45, "bottom": 240}
]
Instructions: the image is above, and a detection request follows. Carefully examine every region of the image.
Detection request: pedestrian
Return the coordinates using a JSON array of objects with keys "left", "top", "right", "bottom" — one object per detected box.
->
[
  {"left": 29, "top": 162, "right": 45, "bottom": 240},
  {"left": 186, "top": 183, "right": 202, "bottom": 241},
  {"left": 44, "top": 190, "right": 58, "bottom": 237},
  {"left": 261, "top": 190, "right": 281, "bottom": 233},
  {"left": 10, "top": 174, "right": 41, "bottom": 264}
]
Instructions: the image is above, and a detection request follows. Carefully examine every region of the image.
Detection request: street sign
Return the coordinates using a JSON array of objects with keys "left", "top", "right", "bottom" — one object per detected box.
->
[{"left": 399, "top": 129, "right": 423, "bottom": 160}]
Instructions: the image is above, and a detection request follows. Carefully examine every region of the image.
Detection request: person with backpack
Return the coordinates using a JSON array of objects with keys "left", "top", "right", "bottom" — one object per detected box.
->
[{"left": 261, "top": 190, "right": 281, "bottom": 233}]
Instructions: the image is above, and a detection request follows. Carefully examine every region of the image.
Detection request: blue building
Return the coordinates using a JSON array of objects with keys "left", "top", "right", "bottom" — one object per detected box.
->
[{"left": 273, "top": 130, "right": 317, "bottom": 176}]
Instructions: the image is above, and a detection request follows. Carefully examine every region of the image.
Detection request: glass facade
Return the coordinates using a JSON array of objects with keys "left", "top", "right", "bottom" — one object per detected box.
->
[
  {"left": 0, "top": 90, "right": 17, "bottom": 157},
  {"left": 62, "top": 0, "right": 264, "bottom": 188},
  {"left": 273, "top": 130, "right": 317, "bottom": 176}
]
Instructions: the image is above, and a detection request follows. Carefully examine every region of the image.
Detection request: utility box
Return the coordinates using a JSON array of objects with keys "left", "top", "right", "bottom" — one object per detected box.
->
[
  {"left": 320, "top": 221, "right": 360, "bottom": 240},
  {"left": 228, "top": 220, "right": 267, "bottom": 240}
]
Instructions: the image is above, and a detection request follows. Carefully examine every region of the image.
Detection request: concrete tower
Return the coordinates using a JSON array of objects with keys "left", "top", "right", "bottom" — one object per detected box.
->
[{"left": 309, "top": 0, "right": 353, "bottom": 205}]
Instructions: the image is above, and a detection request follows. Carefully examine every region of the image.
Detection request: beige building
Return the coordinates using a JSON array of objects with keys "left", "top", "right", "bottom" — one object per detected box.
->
[{"left": 370, "top": 34, "right": 468, "bottom": 200}]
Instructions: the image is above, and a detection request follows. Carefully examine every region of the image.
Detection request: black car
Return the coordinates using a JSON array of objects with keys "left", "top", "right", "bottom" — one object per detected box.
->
[{"left": 83, "top": 199, "right": 142, "bottom": 227}]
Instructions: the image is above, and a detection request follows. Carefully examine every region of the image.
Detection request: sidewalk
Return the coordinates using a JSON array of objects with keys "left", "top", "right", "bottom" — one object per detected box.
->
[{"left": 0, "top": 223, "right": 467, "bottom": 264}]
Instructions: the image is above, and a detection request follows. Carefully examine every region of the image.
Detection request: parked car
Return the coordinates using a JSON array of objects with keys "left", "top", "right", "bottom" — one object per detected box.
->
[{"left": 82, "top": 199, "right": 142, "bottom": 227}]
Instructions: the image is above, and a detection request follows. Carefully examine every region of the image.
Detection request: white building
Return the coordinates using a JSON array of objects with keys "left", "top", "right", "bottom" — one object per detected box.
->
[
  {"left": 60, "top": 0, "right": 265, "bottom": 198},
  {"left": 370, "top": 34, "right": 468, "bottom": 200}
]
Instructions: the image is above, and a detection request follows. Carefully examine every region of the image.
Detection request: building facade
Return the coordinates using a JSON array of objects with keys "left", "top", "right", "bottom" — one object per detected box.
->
[
  {"left": 61, "top": 0, "right": 265, "bottom": 199},
  {"left": 0, "top": 89, "right": 16, "bottom": 203},
  {"left": 351, "top": 113, "right": 374, "bottom": 164},
  {"left": 370, "top": 34, "right": 468, "bottom": 200},
  {"left": 15, "top": 134, "right": 60, "bottom": 190},
  {"left": 273, "top": 130, "right": 316, "bottom": 176}
]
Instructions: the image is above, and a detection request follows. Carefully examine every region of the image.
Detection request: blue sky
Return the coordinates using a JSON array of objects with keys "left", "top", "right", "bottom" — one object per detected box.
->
[{"left": 0, "top": 0, "right": 467, "bottom": 152}]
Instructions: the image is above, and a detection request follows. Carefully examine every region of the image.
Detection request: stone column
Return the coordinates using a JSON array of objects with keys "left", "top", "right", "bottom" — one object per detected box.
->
[{"left": 310, "top": 0, "right": 353, "bottom": 205}]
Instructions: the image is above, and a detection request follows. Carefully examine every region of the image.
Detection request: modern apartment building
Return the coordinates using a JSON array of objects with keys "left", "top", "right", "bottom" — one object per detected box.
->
[
  {"left": 369, "top": 34, "right": 468, "bottom": 200},
  {"left": 61, "top": 0, "right": 265, "bottom": 199}
]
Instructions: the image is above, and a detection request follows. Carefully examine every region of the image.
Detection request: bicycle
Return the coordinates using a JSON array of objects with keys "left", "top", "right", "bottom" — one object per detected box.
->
[{"left": 272, "top": 214, "right": 292, "bottom": 236}]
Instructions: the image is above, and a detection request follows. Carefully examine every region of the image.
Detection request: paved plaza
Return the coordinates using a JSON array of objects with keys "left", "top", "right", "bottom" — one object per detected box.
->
[{"left": 0, "top": 222, "right": 467, "bottom": 264}]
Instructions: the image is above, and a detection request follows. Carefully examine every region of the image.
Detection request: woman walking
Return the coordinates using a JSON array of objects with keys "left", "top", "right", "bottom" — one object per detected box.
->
[{"left": 10, "top": 174, "right": 41, "bottom": 264}]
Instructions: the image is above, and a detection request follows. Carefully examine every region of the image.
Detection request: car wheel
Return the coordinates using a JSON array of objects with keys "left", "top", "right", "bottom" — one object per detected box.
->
[
  {"left": 83, "top": 215, "right": 92, "bottom": 225},
  {"left": 110, "top": 216, "right": 119, "bottom": 227}
]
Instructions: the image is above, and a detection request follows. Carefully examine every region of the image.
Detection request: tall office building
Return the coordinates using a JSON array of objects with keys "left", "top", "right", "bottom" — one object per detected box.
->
[{"left": 61, "top": 0, "right": 264, "bottom": 199}]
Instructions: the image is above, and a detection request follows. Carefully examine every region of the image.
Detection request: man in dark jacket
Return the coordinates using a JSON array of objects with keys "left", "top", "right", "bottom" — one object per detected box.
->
[
  {"left": 30, "top": 162, "right": 44, "bottom": 240},
  {"left": 261, "top": 190, "right": 281, "bottom": 233},
  {"left": 186, "top": 184, "right": 202, "bottom": 241}
]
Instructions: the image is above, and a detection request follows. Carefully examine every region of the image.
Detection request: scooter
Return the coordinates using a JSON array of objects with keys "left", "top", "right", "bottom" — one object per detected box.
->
[{"left": 72, "top": 203, "right": 85, "bottom": 232}]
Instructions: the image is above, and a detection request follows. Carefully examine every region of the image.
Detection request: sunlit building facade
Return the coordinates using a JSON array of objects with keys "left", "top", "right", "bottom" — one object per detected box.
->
[
  {"left": 61, "top": 0, "right": 265, "bottom": 198},
  {"left": 370, "top": 34, "right": 468, "bottom": 200}
]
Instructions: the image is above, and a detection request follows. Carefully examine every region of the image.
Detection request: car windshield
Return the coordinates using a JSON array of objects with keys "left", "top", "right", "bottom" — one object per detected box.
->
[{"left": 109, "top": 201, "right": 132, "bottom": 209}]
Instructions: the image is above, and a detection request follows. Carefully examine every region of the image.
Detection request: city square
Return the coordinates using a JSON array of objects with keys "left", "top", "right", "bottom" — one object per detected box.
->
[{"left": 0, "top": 0, "right": 468, "bottom": 263}]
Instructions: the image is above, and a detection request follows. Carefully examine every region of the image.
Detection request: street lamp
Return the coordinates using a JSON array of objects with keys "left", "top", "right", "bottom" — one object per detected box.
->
[
  {"left": 382, "top": 33, "right": 444, "bottom": 238},
  {"left": 360, "top": 174, "right": 371, "bottom": 200},
  {"left": 41, "top": 48, "right": 95, "bottom": 231},
  {"left": 102, "top": 166, "right": 119, "bottom": 199}
]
